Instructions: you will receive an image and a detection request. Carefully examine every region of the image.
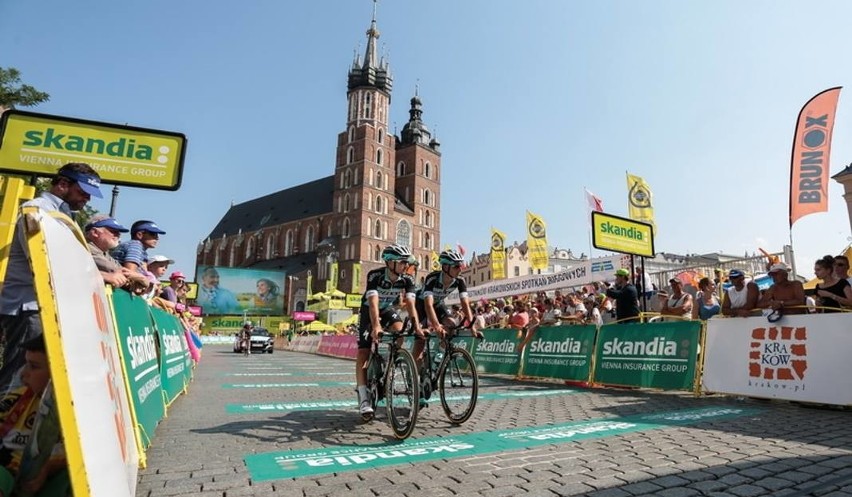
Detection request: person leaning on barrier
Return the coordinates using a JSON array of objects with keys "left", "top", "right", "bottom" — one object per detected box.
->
[
  {"left": 721, "top": 269, "right": 760, "bottom": 317},
  {"left": 658, "top": 278, "right": 693, "bottom": 320},
  {"left": 84, "top": 215, "right": 149, "bottom": 292},
  {"left": 0, "top": 163, "right": 102, "bottom": 396},
  {"left": 758, "top": 263, "right": 806, "bottom": 315}
]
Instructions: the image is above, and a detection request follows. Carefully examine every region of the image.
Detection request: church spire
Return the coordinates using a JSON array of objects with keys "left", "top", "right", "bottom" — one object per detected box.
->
[{"left": 347, "top": 0, "right": 392, "bottom": 94}]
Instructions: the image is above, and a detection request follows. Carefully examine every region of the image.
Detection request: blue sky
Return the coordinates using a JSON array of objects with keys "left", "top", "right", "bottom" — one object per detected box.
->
[{"left": 3, "top": 1, "right": 851, "bottom": 281}]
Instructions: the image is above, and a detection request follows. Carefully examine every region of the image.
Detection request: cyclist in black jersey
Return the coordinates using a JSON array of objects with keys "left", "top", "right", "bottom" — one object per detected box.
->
[
  {"left": 355, "top": 244, "right": 424, "bottom": 416},
  {"left": 413, "top": 250, "right": 480, "bottom": 361}
]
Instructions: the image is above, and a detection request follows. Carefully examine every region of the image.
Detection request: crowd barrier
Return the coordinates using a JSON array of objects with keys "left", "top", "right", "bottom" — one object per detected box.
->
[
  {"left": 288, "top": 313, "right": 851, "bottom": 408},
  {"left": 11, "top": 209, "right": 199, "bottom": 497}
]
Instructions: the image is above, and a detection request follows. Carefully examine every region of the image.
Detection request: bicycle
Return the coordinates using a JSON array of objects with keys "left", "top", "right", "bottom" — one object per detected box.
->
[
  {"left": 419, "top": 325, "right": 481, "bottom": 424},
  {"left": 362, "top": 329, "right": 420, "bottom": 439}
]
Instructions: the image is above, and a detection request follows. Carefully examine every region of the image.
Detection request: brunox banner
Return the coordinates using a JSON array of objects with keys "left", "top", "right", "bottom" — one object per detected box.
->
[
  {"left": 151, "top": 308, "right": 192, "bottom": 405},
  {"left": 593, "top": 321, "right": 701, "bottom": 391},
  {"left": 522, "top": 325, "right": 596, "bottom": 382},
  {"left": 472, "top": 328, "right": 521, "bottom": 375},
  {"left": 702, "top": 314, "right": 852, "bottom": 406},
  {"left": 111, "top": 289, "right": 166, "bottom": 449},
  {"left": 25, "top": 209, "right": 138, "bottom": 497}
]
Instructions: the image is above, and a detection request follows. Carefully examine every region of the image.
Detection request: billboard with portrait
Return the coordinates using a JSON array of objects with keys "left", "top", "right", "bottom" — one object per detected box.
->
[{"left": 194, "top": 266, "right": 286, "bottom": 316}]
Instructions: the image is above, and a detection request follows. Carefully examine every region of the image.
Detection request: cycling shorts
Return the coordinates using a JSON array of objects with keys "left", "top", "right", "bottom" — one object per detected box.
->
[{"left": 358, "top": 307, "right": 404, "bottom": 349}]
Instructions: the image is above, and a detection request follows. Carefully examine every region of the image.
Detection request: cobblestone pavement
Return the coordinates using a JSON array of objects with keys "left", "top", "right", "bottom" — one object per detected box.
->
[{"left": 136, "top": 347, "right": 852, "bottom": 497}]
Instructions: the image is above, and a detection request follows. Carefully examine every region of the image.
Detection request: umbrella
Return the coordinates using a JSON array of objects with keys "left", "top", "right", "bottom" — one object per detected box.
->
[
  {"left": 309, "top": 292, "right": 329, "bottom": 301},
  {"left": 302, "top": 320, "right": 336, "bottom": 332},
  {"left": 339, "top": 313, "right": 359, "bottom": 326}
]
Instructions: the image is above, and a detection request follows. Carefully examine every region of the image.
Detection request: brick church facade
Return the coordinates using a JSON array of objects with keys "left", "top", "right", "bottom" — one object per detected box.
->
[{"left": 195, "top": 9, "right": 442, "bottom": 312}]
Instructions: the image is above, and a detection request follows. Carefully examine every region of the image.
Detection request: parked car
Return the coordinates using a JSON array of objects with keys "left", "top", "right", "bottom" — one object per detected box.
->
[{"left": 233, "top": 327, "right": 274, "bottom": 354}]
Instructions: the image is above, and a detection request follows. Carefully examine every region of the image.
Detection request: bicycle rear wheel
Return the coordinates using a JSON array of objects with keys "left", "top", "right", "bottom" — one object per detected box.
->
[
  {"left": 439, "top": 348, "right": 478, "bottom": 424},
  {"left": 385, "top": 348, "right": 419, "bottom": 439}
]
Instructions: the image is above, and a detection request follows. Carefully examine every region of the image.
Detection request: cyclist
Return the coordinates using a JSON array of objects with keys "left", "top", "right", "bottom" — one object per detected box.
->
[
  {"left": 239, "top": 321, "right": 253, "bottom": 356},
  {"left": 355, "top": 244, "right": 424, "bottom": 417},
  {"left": 414, "top": 249, "right": 480, "bottom": 363}
]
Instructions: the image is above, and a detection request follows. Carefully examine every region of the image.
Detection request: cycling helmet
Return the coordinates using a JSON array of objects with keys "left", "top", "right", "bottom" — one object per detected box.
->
[
  {"left": 439, "top": 249, "right": 464, "bottom": 266},
  {"left": 381, "top": 244, "right": 413, "bottom": 262}
]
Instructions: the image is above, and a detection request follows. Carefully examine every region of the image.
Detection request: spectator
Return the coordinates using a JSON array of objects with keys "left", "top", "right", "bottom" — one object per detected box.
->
[
  {"left": 560, "top": 293, "right": 587, "bottom": 324},
  {"left": 0, "top": 335, "right": 67, "bottom": 496},
  {"left": 160, "top": 271, "right": 187, "bottom": 304},
  {"left": 111, "top": 220, "right": 167, "bottom": 274},
  {"left": 540, "top": 298, "right": 562, "bottom": 327},
  {"left": 758, "top": 263, "right": 806, "bottom": 315},
  {"left": 605, "top": 269, "right": 640, "bottom": 324},
  {"left": 692, "top": 277, "right": 721, "bottom": 320},
  {"left": 197, "top": 267, "right": 240, "bottom": 314},
  {"left": 84, "top": 215, "right": 131, "bottom": 288},
  {"left": 813, "top": 255, "right": 852, "bottom": 312},
  {"left": 834, "top": 255, "right": 852, "bottom": 286},
  {"left": 659, "top": 278, "right": 693, "bottom": 320},
  {"left": 585, "top": 297, "right": 603, "bottom": 326},
  {"left": 508, "top": 300, "right": 529, "bottom": 339},
  {"left": 721, "top": 269, "right": 760, "bottom": 317},
  {"left": 0, "top": 163, "right": 102, "bottom": 395}
]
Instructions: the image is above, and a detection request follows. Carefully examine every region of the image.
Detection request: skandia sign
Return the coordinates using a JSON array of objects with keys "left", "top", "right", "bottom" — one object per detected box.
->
[
  {"left": 602, "top": 336, "right": 678, "bottom": 357},
  {"left": 591, "top": 211, "right": 654, "bottom": 258},
  {"left": 0, "top": 110, "right": 186, "bottom": 191}
]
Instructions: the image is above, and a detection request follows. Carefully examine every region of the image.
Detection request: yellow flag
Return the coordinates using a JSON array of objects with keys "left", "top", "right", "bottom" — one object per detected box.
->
[
  {"left": 490, "top": 228, "right": 507, "bottom": 279},
  {"left": 431, "top": 251, "right": 440, "bottom": 271},
  {"left": 328, "top": 261, "right": 338, "bottom": 292},
  {"left": 627, "top": 172, "right": 657, "bottom": 235},
  {"left": 351, "top": 263, "right": 361, "bottom": 293},
  {"left": 526, "top": 211, "right": 548, "bottom": 270}
]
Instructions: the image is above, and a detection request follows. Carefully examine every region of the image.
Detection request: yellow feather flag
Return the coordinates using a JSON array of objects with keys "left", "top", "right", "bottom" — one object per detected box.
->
[
  {"left": 526, "top": 211, "right": 548, "bottom": 270},
  {"left": 490, "top": 228, "right": 507, "bottom": 279},
  {"left": 431, "top": 251, "right": 440, "bottom": 271},
  {"left": 626, "top": 172, "right": 657, "bottom": 235}
]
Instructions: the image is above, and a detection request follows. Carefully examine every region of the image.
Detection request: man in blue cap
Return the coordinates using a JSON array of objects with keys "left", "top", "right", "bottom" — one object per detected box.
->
[
  {"left": 111, "top": 219, "right": 167, "bottom": 276},
  {"left": 85, "top": 214, "right": 147, "bottom": 291},
  {"left": 0, "top": 163, "right": 102, "bottom": 394}
]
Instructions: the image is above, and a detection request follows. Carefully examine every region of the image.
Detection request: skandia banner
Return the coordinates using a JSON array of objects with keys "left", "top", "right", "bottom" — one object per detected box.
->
[
  {"left": 0, "top": 110, "right": 186, "bottom": 190},
  {"left": 789, "top": 87, "right": 842, "bottom": 227},
  {"left": 592, "top": 211, "right": 654, "bottom": 258},
  {"left": 703, "top": 314, "right": 852, "bottom": 406},
  {"left": 593, "top": 321, "right": 700, "bottom": 391},
  {"left": 522, "top": 325, "right": 596, "bottom": 381},
  {"left": 26, "top": 210, "right": 138, "bottom": 497},
  {"left": 447, "top": 254, "right": 626, "bottom": 304},
  {"left": 472, "top": 328, "right": 521, "bottom": 375},
  {"left": 151, "top": 308, "right": 192, "bottom": 405}
]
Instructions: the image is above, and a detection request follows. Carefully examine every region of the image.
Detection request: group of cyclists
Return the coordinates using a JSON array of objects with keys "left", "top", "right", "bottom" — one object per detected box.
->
[{"left": 355, "top": 244, "right": 480, "bottom": 418}]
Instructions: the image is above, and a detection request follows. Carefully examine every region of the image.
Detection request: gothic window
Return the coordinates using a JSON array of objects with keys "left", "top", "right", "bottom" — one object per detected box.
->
[
  {"left": 344, "top": 193, "right": 351, "bottom": 213},
  {"left": 377, "top": 128, "right": 384, "bottom": 144},
  {"left": 305, "top": 226, "right": 315, "bottom": 252},
  {"left": 425, "top": 210, "right": 432, "bottom": 227},
  {"left": 374, "top": 220, "right": 382, "bottom": 240},
  {"left": 424, "top": 161, "right": 431, "bottom": 178},
  {"left": 265, "top": 236, "right": 274, "bottom": 259},
  {"left": 245, "top": 236, "right": 255, "bottom": 259},
  {"left": 285, "top": 230, "right": 294, "bottom": 256},
  {"left": 376, "top": 148, "right": 383, "bottom": 166},
  {"left": 344, "top": 169, "right": 351, "bottom": 188},
  {"left": 374, "top": 245, "right": 381, "bottom": 261},
  {"left": 375, "top": 195, "right": 383, "bottom": 213},
  {"left": 343, "top": 218, "right": 351, "bottom": 238},
  {"left": 364, "top": 93, "right": 372, "bottom": 119},
  {"left": 375, "top": 171, "right": 382, "bottom": 191},
  {"left": 346, "top": 147, "right": 355, "bottom": 165},
  {"left": 348, "top": 126, "right": 355, "bottom": 143},
  {"left": 397, "top": 161, "right": 406, "bottom": 176},
  {"left": 424, "top": 232, "right": 432, "bottom": 250},
  {"left": 423, "top": 189, "right": 432, "bottom": 206},
  {"left": 396, "top": 220, "right": 411, "bottom": 248}
]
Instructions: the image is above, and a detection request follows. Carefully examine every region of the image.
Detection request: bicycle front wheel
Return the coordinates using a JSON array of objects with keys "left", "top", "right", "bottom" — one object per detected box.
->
[
  {"left": 439, "top": 348, "right": 479, "bottom": 424},
  {"left": 385, "top": 348, "right": 419, "bottom": 439}
]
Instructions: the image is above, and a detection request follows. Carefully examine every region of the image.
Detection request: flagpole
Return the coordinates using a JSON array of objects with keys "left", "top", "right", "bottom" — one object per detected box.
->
[{"left": 584, "top": 187, "right": 593, "bottom": 259}]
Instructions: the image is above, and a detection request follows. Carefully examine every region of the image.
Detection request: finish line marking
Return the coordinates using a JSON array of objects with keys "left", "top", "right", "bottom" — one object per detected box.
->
[
  {"left": 245, "top": 406, "right": 759, "bottom": 481},
  {"left": 226, "top": 388, "right": 578, "bottom": 414}
]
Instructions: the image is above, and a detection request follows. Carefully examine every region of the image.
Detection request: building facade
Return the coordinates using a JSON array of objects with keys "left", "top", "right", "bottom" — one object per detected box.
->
[{"left": 195, "top": 10, "right": 442, "bottom": 313}]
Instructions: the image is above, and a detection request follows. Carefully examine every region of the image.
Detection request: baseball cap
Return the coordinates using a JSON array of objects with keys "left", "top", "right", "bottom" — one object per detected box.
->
[
  {"left": 131, "top": 221, "right": 166, "bottom": 235},
  {"left": 148, "top": 255, "right": 174, "bottom": 265},
  {"left": 728, "top": 269, "right": 745, "bottom": 279},
  {"left": 669, "top": 278, "right": 682, "bottom": 284},
  {"left": 58, "top": 170, "right": 103, "bottom": 199},
  {"left": 84, "top": 217, "right": 129, "bottom": 233},
  {"left": 768, "top": 262, "right": 791, "bottom": 273},
  {"left": 614, "top": 268, "right": 630, "bottom": 277},
  {"left": 170, "top": 271, "right": 186, "bottom": 280}
]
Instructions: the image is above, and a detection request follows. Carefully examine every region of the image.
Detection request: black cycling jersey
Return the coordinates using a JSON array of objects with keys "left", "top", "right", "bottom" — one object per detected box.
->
[
  {"left": 416, "top": 270, "right": 468, "bottom": 305},
  {"left": 360, "top": 268, "right": 417, "bottom": 311}
]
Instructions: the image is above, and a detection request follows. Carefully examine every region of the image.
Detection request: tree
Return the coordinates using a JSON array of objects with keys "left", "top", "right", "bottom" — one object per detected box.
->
[{"left": 0, "top": 67, "right": 50, "bottom": 112}]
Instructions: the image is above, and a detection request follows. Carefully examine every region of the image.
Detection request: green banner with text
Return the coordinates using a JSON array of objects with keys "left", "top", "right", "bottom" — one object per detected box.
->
[
  {"left": 111, "top": 290, "right": 165, "bottom": 448},
  {"left": 593, "top": 321, "right": 701, "bottom": 390},
  {"left": 472, "top": 328, "right": 521, "bottom": 375},
  {"left": 522, "top": 325, "right": 596, "bottom": 381},
  {"left": 151, "top": 308, "right": 192, "bottom": 404}
]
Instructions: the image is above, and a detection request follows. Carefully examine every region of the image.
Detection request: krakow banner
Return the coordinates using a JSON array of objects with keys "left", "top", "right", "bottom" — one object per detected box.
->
[
  {"left": 703, "top": 314, "right": 852, "bottom": 406},
  {"left": 447, "top": 254, "right": 628, "bottom": 304}
]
